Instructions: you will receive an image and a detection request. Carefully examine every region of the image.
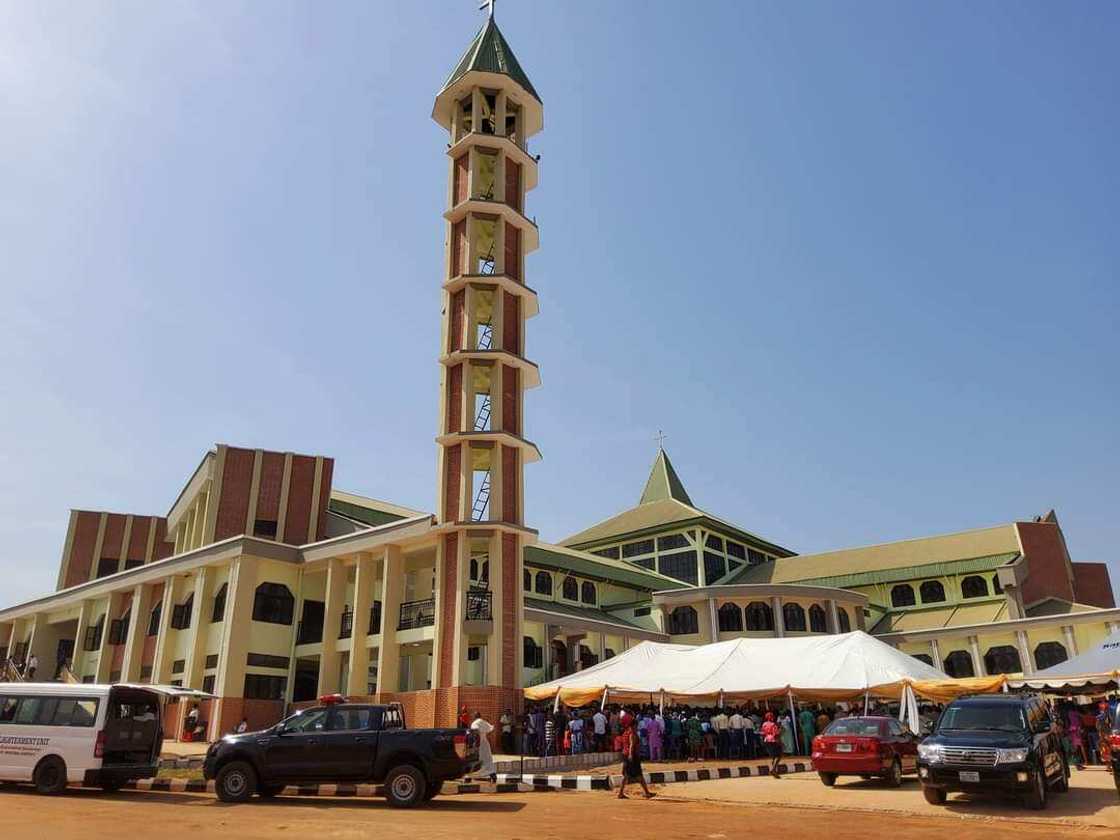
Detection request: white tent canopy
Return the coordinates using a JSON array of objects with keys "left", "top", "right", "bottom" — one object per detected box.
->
[
  {"left": 1009, "top": 630, "right": 1120, "bottom": 691},
  {"left": 525, "top": 631, "right": 948, "bottom": 708}
]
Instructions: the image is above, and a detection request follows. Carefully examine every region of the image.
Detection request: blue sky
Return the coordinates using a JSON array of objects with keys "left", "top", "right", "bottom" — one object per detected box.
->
[{"left": 1, "top": 1, "right": 1117, "bottom": 605}]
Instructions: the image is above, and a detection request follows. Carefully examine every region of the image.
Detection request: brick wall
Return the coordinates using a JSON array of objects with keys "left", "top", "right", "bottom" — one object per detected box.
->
[
  {"left": 214, "top": 447, "right": 255, "bottom": 541},
  {"left": 255, "top": 451, "right": 285, "bottom": 523},
  {"left": 1017, "top": 521, "right": 1076, "bottom": 605},
  {"left": 439, "top": 534, "right": 459, "bottom": 687},
  {"left": 454, "top": 154, "right": 469, "bottom": 205},
  {"left": 450, "top": 221, "right": 466, "bottom": 280},
  {"left": 100, "top": 513, "right": 127, "bottom": 572},
  {"left": 447, "top": 364, "right": 463, "bottom": 433},
  {"left": 501, "top": 446, "right": 518, "bottom": 524},
  {"left": 152, "top": 518, "right": 173, "bottom": 560},
  {"left": 503, "top": 292, "right": 520, "bottom": 353},
  {"left": 501, "top": 367, "right": 519, "bottom": 434},
  {"left": 315, "top": 458, "right": 334, "bottom": 541},
  {"left": 505, "top": 160, "right": 521, "bottom": 211},
  {"left": 216, "top": 698, "right": 286, "bottom": 737},
  {"left": 1072, "top": 562, "right": 1116, "bottom": 608},
  {"left": 504, "top": 223, "right": 520, "bottom": 281},
  {"left": 64, "top": 511, "right": 101, "bottom": 587},
  {"left": 501, "top": 534, "right": 517, "bottom": 687},
  {"left": 449, "top": 289, "right": 465, "bottom": 351},
  {"left": 283, "top": 455, "right": 316, "bottom": 544},
  {"left": 443, "top": 446, "right": 461, "bottom": 523}
]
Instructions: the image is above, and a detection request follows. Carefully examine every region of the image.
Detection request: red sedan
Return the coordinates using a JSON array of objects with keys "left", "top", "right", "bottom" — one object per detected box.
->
[{"left": 811, "top": 716, "right": 919, "bottom": 787}]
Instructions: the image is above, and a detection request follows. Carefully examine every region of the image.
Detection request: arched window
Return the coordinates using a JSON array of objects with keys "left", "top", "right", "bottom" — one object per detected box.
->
[
  {"left": 1034, "top": 641, "right": 1068, "bottom": 670},
  {"left": 919, "top": 581, "right": 946, "bottom": 604},
  {"left": 912, "top": 653, "right": 934, "bottom": 666},
  {"left": 992, "top": 575, "right": 1004, "bottom": 595},
  {"left": 211, "top": 583, "right": 228, "bottom": 623},
  {"left": 523, "top": 568, "right": 531, "bottom": 592},
  {"left": 581, "top": 581, "right": 597, "bottom": 605},
  {"left": 252, "top": 583, "right": 294, "bottom": 625},
  {"left": 522, "top": 636, "right": 543, "bottom": 669},
  {"left": 579, "top": 645, "right": 598, "bottom": 669},
  {"left": 535, "top": 571, "right": 552, "bottom": 596},
  {"left": 717, "top": 603, "right": 743, "bottom": 632},
  {"left": 837, "top": 607, "right": 851, "bottom": 633},
  {"left": 890, "top": 584, "right": 916, "bottom": 608},
  {"left": 604, "top": 648, "right": 616, "bottom": 660},
  {"left": 943, "top": 650, "right": 975, "bottom": 678},
  {"left": 983, "top": 645, "right": 1022, "bottom": 675},
  {"left": 562, "top": 576, "right": 578, "bottom": 601},
  {"left": 808, "top": 604, "right": 827, "bottom": 633},
  {"left": 744, "top": 601, "right": 773, "bottom": 631},
  {"left": 668, "top": 606, "right": 699, "bottom": 635},
  {"left": 961, "top": 575, "right": 989, "bottom": 599},
  {"left": 782, "top": 602, "right": 806, "bottom": 632}
]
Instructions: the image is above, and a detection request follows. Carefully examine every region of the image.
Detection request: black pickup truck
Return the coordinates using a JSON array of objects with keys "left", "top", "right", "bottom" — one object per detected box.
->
[
  {"left": 202, "top": 700, "right": 479, "bottom": 807},
  {"left": 917, "top": 694, "right": 1068, "bottom": 810}
]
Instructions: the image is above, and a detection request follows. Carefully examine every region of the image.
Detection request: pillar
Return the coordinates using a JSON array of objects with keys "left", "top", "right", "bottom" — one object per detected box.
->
[
  {"left": 150, "top": 578, "right": 179, "bottom": 684},
  {"left": 771, "top": 596, "right": 785, "bottom": 638},
  {"left": 120, "top": 584, "right": 154, "bottom": 682},
  {"left": 929, "top": 638, "right": 943, "bottom": 671},
  {"left": 183, "top": 567, "right": 212, "bottom": 690},
  {"left": 968, "top": 635, "right": 984, "bottom": 676},
  {"left": 376, "top": 546, "right": 405, "bottom": 695},
  {"left": 1061, "top": 625, "right": 1078, "bottom": 657},
  {"left": 347, "top": 553, "right": 376, "bottom": 697},
  {"left": 212, "top": 556, "right": 259, "bottom": 732},
  {"left": 95, "top": 592, "right": 126, "bottom": 683},
  {"left": 827, "top": 599, "right": 841, "bottom": 634},
  {"left": 1015, "top": 629, "right": 1033, "bottom": 676},
  {"left": 318, "top": 557, "right": 348, "bottom": 696},
  {"left": 708, "top": 598, "right": 719, "bottom": 640}
]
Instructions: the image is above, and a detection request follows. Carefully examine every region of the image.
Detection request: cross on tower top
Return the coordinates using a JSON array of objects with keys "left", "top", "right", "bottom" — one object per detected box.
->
[
  {"left": 479, "top": 0, "right": 495, "bottom": 20},
  {"left": 655, "top": 429, "right": 668, "bottom": 450}
]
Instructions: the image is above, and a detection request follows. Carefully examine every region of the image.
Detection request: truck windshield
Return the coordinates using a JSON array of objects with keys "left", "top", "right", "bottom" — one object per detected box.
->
[{"left": 938, "top": 704, "right": 1025, "bottom": 733}]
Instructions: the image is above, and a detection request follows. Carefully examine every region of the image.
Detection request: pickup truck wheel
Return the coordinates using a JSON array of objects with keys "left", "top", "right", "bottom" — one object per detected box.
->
[
  {"left": 215, "top": 761, "right": 257, "bottom": 803},
  {"left": 33, "top": 756, "right": 68, "bottom": 795},
  {"left": 423, "top": 781, "right": 441, "bottom": 800},
  {"left": 818, "top": 772, "right": 837, "bottom": 787},
  {"left": 258, "top": 784, "right": 285, "bottom": 799},
  {"left": 922, "top": 786, "right": 947, "bottom": 805},
  {"left": 1023, "top": 768, "right": 1047, "bottom": 811},
  {"left": 885, "top": 758, "right": 903, "bottom": 788},
  {"left": 385, "top": 765, "right": 426, "bottom": 808}
]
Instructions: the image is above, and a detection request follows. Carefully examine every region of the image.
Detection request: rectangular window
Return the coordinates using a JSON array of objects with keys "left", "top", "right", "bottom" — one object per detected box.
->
[
  {"left": 467, "top": 646, "right": 481, "bottom": 662},
  {"left": 658, "top": 550, "right": 698, "bottom": 585},
  {"left": 633, "top": 557, "right": 655, "bottom": 570},
  {"left": 84, "top": 620, "right": 104, "bottom": 652},
  {"left": 246, "top": 653, "right": 290, "bottom": 670},
  {"left": 140, "top": 665, "right": 153, "bottom": 680},
  {"left": 108, "top": 615, "right": 130, "bottom": 645},
  {"left": 657, "top": 533, "right": 689, "bottom": 552},
  {"left": 123, "top": 559, "right": 143, "bottom": 570},
  {"left": 96, "top": 558, "right": 119, "bottom": 578},
  {"left": 170, "top": 594, "right": 194, "bottom": 630},
  {"left": 211, "top": 583, "right": 228, "bottom": 623},
  {"left": 243, "top": 674, "right": 286, "bottom": 701},
  {"left": 253, "top": 520, "right": 278, "bottom": 540},
  {"left": 704, "top": 551, "right": 726, "bottom": 584},
  {"left": 705, "top": 534, "right": 724, "bottom": 551},
  {"left": 747, "top": 548, "right": 767, "bottom": 565},
  {"left": 147, "top": 604, "right": 161, "bottom": 637},
  {"left": 591, "top": 546, "right": 621, "bottom": 560},
  {"left": 634, "top": 606, "right": 651, "bottom": 617},
  {"left": 622, "top": 540, "right": 654, "bottom": 559},
  {"left": 204, "top": 654, "right": 219, "bottom": 670},
  {"left": 171, "top": 659, "right": 185, "bottom": 675},
  {"left": 201, "top": 675, "right": 215, "bottom": 695}
]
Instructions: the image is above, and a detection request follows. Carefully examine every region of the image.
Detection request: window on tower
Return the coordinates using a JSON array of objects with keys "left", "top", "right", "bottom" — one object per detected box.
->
[
  {"left": 480, "top": 90, "right": 497, "bottom": 134},
  {"left": 505, "top": 100, "right": 521, "bottom": 145},
  {"left": 470, "top": 446, "right": 492, "bottom": 522},
  {"left": 471, "top": 215, "right": 498, "bottom": 275},
  {"left": 476, "top": 149, "right": 498, "bottom": 200},
  {"left": 458, "top": 95, "right": 473, "bottom": 137}
]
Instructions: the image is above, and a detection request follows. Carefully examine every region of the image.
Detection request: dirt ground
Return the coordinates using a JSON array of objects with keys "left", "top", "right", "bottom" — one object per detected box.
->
[
  {"left": 1, "top": 782, "right": 1116, "bottom": 840},
  {"left": 661, "top": 765, "right": 1120, "bottom": 830}
]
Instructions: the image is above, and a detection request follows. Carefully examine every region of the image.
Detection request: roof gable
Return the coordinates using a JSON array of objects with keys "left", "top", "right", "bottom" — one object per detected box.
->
[
  {"left": 443, "top": 18, "right": 540, "bottom": 103},
  {"left": 640, "top": 448, "right": 693, "bottom": 506}
]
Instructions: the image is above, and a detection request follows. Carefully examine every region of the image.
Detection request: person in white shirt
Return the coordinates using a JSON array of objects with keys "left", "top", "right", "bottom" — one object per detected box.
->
[
  {"left": 471, "top": 712, "right": 496, "bottom": 777},
  {"left": 729, "top": 709, "right": 745, "bottom": 758},
  {"left": 711, "top": 709, "right": 730, "bottom": 759},
  {"left": 743, "top": 711, "right": 758, "bottom": 759},
  {"left": 592, "top": 708, "right": 608, "bottom": 752}
]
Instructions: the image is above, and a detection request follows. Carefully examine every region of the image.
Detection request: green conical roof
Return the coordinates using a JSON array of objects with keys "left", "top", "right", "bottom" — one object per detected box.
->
[
  {"left": 442, "top": 17, "right": 541, "bottom": 103},
  {"left": 639, "top": 448, "right": 694, "bottom": 506}
]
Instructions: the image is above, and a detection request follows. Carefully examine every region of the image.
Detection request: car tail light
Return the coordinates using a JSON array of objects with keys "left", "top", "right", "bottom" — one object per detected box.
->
[
  {"left": 812, "top": 736, "right": 824, "bottom": 753},
  {"left": 453, "top": 734, "right": 468, "bottom": 759},
  {"left": 94, "top": 730, "right": 106, "bottom": 759},
  {"left": 1109, "top": 734, "right": 1120, "bottom": 751},
  {"left": 856, "top": 738, "right": 877, "bottom": 753}
]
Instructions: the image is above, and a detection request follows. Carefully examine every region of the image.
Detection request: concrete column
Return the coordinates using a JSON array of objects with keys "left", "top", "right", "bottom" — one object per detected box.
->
[
  {"left": 1015, "top": 630, "right": 1034, "bottom": 676},
  {"left": 968, "top": 635, "right": 984, "bottom": 676},
  {"left": 151, "top": 579, "right": 179, "bottom": 684},
  {"left": 214, "top": 556, "right": 259, "bottom": 700},
  {"left": 929, "top": 638, "right": 943, "bottom": 671},
  {"left": 1061, "top": 625, "right": 1078, "bottom": 657},
  {"left": 121, "top": 585, "right": 153, "bottom": 682},
  {"left": 88, "top": 513, "right": 107, "bottom": 582},
  {"left": 771, "top": 596, "right": 785, "bottom": 638},
  {"left": 708, "top": 598, "right": 719, "bottom": 640},
  {"left": 69, "top": 602, "right": 91, "bottom": 677},
  {"left": 376, "top": 546, "right": 405, "bottom": 695},
  {"left": 318, "top": 558, "right": 348, "bottom": 696},
  {"left": 183, "top": 568, "right": 212, "bottom": 690},
  {"left": 828, "top": 599, "right": 841, "bottom": 634},
  {"left": 95, "top": 593, "right": 126, "bottom": 683},
  {"left": 486, "top": 532, "right": 503, "bottom": 686},
  {"left": 347, "top": 553, "right": 376, "bottom": 697}
]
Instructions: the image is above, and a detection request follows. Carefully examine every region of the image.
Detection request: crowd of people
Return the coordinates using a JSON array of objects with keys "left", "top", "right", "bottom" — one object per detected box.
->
[{"left": 1056, "top": 698, "right": 1116, "bottom": 768}]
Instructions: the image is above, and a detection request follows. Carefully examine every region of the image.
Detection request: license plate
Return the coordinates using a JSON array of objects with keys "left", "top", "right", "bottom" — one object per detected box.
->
[
  {"left": 836, "top": 743, "right": 853, "bottom": 752},
  {"left": 958, "top": 771, "right": 980, "bottom": 783}
]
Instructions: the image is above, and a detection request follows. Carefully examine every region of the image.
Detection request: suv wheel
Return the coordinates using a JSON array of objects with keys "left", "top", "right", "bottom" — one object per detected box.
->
[
  {"left": 1024, "top": 768, "right": 1047, "bottom": 810},
  {"left": 215, "top": 761, "right": 257, "bottom": 803},
  {"left": 385, "top": 765, "right": 426, "bottom": 808},
  {"left": 885, "top": 758, "right": 902, "bottom": 788},
  {"left": 33, "top": 756, "right": 68, "bottom": 796},
  {"left": 922, "top": 786, "right": 947, "bottom": 805},
  {"left": 1053, "top": 756, "right": 1069, "bottom": 793}
]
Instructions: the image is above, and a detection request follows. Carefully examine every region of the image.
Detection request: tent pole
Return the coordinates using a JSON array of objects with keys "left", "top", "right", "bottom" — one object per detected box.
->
[
  {"left": 659, "top": 690, "right": 665, "bottom": 715},
  {"left": 863, "top": 691, "right": 869, "bottom": 716},
  {"left": 787, "top": 689, "right": 798, "bottom": 755},
  {"left": 601, "top": 687, "right": 609, "bottom": 708},
  {"left": 553, "top": 689, "right": 562, "bottom": 713}
]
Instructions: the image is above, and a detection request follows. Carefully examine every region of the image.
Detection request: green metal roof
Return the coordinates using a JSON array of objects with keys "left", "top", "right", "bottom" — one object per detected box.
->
[
  {"left": 731, "top": 551, "right": 1020, "bottom": 590},
  {"left": 523, "top": 597, "right": 648, "bottom": 631},
  {"left": 525, "top": 543, "right": 678, "bottom": 592},
  {"left": 442, "top": 17, "right": 540, "bottom": 103},
  {"left": 640, "top": 448, "right": 693, "bottom": 506},
  {"left": 328, "top": 498, "right": 409, "bottom": 529}
]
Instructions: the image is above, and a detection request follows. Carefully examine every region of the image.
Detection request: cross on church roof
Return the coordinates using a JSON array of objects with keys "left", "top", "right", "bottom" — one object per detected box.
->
[
  {"left": 479, "top": 0, "right": 495, "bottom": 20},
  {"left": 656, "top": 429, "right": 668, "bottom": 450}
]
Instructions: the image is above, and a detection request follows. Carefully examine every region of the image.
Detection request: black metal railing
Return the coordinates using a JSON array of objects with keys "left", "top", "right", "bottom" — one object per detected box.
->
[
  {"left": 368, "top": 601, "right": 383, "bottom": 635},
  {"left": 398, "top": 598, "right": 435, "bottom": 631},
  {"left": 466, "top": 589, "right": 493, "bottom": 621},
  {"left": 296, "top": 621, "right": 323, "bottom": 645},
  {"left": 339, "top": 608, "right": 353, "bottom": 639}
]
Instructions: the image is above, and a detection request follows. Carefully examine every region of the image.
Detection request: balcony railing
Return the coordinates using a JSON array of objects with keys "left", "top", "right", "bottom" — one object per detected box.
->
[
  {"left": 339, "top": 608, "right": 353, "bottom": 640},
  {"left": 466, "top": 589, "right": 492, "bottom": 621},
  {"left": 296, "top": 621, "right": 323, "bottom": 645},
  {"left": 368, "top": 601, "right": 383, "bottom": 635},
  {"left": 398, "top": 598, "right": 436, "bottom": 631}
]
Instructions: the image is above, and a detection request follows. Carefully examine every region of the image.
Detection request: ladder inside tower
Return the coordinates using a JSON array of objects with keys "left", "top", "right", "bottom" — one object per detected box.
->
[
  {"left": 474, "top": 395, "right": 491, "bottom": 431},
  {"left": 476, "top": 319, "right": 493, "bottom": 350},
  {"left": 471, "top": 472, "right": 491, "bottom": 521},
  {"left": 479, "top": 243, "right": 496, "bottom": 275}
]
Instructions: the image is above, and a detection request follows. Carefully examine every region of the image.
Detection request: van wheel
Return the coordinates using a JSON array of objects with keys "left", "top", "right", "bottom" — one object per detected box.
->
[
  {"left": 1024, "top": 768, "right": 1047, "bottom": 810},
  {"left": 885, "top": 758, "right": 903, "bottom": 788},
  {"left": 384, "top": 765, "right": 426, "bottom": 808},
  {"left": 818, "top": 772, "right": 837, "bottom": 787},
  {"left": 922, "top": 786, "right": 947, "bottom": 805},
  {"left": 99, "top": 780, "right": 125, "bottom": 793},
  {"left": 34, "top": 756, "right": 68, "bottom": 795},
  {"left": 215, "top": 761, "right": 257, "bottom": 803}
]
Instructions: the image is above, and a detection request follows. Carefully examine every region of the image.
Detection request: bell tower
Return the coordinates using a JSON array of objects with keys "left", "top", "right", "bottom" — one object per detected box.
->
[{"left": 431, "top": 9, "right": 542, "bottom": 708}]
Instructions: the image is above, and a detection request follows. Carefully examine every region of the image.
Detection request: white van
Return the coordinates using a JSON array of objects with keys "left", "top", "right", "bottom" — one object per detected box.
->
[{"left": 0, "top": 682, "right": 206, "bottom": 794}]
